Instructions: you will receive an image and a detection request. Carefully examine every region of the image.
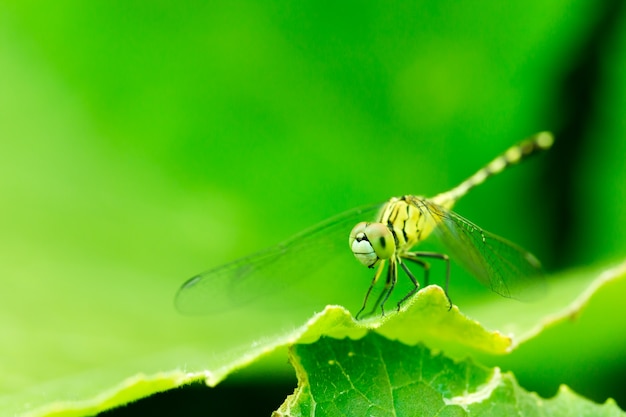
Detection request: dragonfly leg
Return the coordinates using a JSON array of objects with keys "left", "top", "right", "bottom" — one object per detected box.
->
[
  {"left": 377, "top": 258, "right": 397, "bottom": 316},
  {"left": 405, "top": 251, "right": 452, "bottom": 310},
  {"left": 363, "top": 259, "right": 396, "bottom": 318},
  {"left": 396, "top": 257, "right": 425, "bottom": 310},
  {"left": 355, "top": 260, "right": 386, "bottom": 319},
  {"left": 401, "top": 254, "right": 429, "bottom": 285}
]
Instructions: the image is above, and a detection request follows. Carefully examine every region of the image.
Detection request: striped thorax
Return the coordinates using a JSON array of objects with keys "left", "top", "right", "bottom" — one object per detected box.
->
[{"left": 379, "top": 196, "right": 439, "bottom": 255}]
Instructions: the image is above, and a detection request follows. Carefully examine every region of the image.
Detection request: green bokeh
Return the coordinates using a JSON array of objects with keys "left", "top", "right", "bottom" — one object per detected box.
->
[{"left": 1, "top": 1, "right": 625, "bottom": 415}]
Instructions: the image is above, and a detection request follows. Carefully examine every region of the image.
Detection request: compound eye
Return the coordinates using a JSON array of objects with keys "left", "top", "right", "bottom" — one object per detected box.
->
[
  {"left": 364, "top": 223, "right": 395, "bottom": 260},
  {"left": 349, "top": 222, "right": 368, "bottom": 247},
  {"left": 349, "top": 222, "right": 377, "bottom": 267}
]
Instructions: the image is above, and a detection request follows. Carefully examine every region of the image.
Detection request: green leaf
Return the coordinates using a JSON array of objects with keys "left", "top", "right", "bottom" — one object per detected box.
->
[
  {"left": 275, "top": 333, "right": 625, "bottom": 417},
  {"left": 3, "top": 261, "right": 625, "bottom": 416}
]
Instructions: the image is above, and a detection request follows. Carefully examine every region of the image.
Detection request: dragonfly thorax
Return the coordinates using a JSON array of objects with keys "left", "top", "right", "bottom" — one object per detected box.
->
[
  {"left": 378, "top": 196, "right": 439, "bottom": 255},
  {"left": 349, "top": 196, "right": 440, "bottom": 268}
]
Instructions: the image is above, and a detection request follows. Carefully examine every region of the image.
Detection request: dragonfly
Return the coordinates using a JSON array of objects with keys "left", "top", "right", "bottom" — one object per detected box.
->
[{"left": 175, "top": 131, "right": 553, "bottom": 319}]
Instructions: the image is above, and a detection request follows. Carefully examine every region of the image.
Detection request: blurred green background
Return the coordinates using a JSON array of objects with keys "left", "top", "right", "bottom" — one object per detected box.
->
[{"left": 1, "top": 0, "right": 626, "bottom": 415}]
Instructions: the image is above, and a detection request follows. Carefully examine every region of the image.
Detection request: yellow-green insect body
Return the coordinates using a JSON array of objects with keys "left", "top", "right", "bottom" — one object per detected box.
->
[{"left": 349, "top": 132, "right": 554, "bottom": 318}]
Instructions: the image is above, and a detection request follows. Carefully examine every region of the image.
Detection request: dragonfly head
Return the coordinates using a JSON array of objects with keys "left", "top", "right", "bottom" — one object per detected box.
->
[{"left": 349, "top": 222, "right": 396, "bottom": 268}]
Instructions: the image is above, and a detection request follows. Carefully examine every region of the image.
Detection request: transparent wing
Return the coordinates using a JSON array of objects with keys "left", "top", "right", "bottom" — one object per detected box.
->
[
  {"left": 422, "top": 200, "right": 545, "bottom": 300},
  {"left": 175, "top": 203, "right": 383, "bottom": 315}
]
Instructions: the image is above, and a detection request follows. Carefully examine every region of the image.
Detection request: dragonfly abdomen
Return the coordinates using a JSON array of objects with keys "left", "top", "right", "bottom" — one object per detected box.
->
[{"left": 433, "top": 131, "right": 554, "bottom": 209}]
